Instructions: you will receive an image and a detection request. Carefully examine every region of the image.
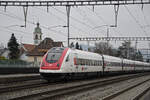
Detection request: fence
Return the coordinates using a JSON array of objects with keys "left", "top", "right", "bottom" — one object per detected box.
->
[
  {"left": 0, "top": 60, "right": 39, "bottom": 74},
  {"left": 0, "top": 60, "right": 40, "bottom": 68}
]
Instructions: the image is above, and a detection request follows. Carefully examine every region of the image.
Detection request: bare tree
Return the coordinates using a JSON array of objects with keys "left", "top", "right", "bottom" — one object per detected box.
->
[
  {"left": 117, "top": 41, "right": 143, "bottom": 61},
  {"left": 94, "top": 42, "right": 114, "bottom": 55}
]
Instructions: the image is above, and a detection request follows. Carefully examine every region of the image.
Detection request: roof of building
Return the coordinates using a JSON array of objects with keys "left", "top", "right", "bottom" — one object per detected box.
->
[
  {"left": 23, "top": 44, "right": 36, "bottom": 52},
  {"left": 20, "top": 44, "right": 36, "bottom": 55},
  {"left": 27, "top": 38, "right": 63, "bottom": 56}
]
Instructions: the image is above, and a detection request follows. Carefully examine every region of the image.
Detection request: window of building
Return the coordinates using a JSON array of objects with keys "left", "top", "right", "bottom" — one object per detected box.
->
[{"left": 35, "top": 34, "right": 38, "bottom": 39}]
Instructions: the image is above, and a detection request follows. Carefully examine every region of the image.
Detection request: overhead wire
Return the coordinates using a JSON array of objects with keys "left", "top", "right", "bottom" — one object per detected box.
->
[
  {"left": 124, "top": 5, "right": 148, "bottom": 37},
  {"left": 35, "top": 6, "right": 95, "bottom": 38},
  {"left": 0, "top": 26, "right": 32, "bottom": 36},
  {"left": 75, "top": 7, "right": 99, "bottom": 37},
  {"left": 0, "top": 27, "right": 31, "bottom": 40},
  {"left": 1, "top": 5, "right": 149, "bottom": 46},
  {"left": 0, "top": 7, "right": 96, "bottom": 45},
  {"left": 85, "top": 6, "right": 124, "bottom": 37},
  {"left": 76, "top": 7, "right": 97, "bottom": 27},
  {"left": 0, "top": 10, "right": 67, "bottom": 38},
  {"left": 141, "top": 9, "right": 150, "bottom": 29},
  {"left": 51, "top": 6, "right": 93, "bottom": 28}
]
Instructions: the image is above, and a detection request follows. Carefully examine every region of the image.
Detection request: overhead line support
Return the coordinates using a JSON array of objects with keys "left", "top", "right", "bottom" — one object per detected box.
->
[
  {"left": 114, "top": 4, "right": 119, "bottom": 27},
  {"left": 0, "top": 0, "right": 150, "bottom": 7},
  {"left": 23, "top": 6, "right": 28, "bottom": 28},
  {"left": 66, "top": 5, "right": 71, "bottom": 47},
  {"left": 69, "top": 37, "right": 150, "bottom": 41}
]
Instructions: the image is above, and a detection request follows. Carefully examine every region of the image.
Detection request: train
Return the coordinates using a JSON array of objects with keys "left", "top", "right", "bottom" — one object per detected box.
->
[{"left": 39, "top": 47, "right": 150, "bottom": 81}]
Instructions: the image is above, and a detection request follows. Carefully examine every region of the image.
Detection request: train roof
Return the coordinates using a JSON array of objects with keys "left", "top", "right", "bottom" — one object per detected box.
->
[
  {"left": 61, "top": 47, "right": 150, "bottom": 65},
  {"left": 70, "top": 48, "right": 102, "bottom": 60}
]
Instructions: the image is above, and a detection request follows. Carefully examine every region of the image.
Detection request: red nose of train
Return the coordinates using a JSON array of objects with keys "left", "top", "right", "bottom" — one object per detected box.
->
[
  {"left": 40, "top": 47, "right": 68, "bottom": 70},
  {"left": 40, "top": 61, "right": 60, "bottom": 70}
]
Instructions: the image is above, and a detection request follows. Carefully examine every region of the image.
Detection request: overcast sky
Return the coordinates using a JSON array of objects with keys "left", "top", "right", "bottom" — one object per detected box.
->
[{"left": 0, "top": 1, "right": 150, "bottom": 49}]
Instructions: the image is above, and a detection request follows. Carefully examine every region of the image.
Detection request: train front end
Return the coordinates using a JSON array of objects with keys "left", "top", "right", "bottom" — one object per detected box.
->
[{"left": 40, "top": 47, "right": 69, "bottom": 80}]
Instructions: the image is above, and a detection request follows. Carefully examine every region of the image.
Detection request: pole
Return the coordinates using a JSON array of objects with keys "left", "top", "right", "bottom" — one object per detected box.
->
[
  {"left": 149, "top": 41, "right": 150, "bottom": 62},
  {"left": 107, "top": 27, "right": 109, "bottom": 54},
  {"left": 135, "top": 40, "right": 138, "bottom": 60},
  {"left": 66, "top": 6, "right": 71, "bottom": 47},
  {"left": 23, "top": 6, "right": 28, "bottom": 27}
]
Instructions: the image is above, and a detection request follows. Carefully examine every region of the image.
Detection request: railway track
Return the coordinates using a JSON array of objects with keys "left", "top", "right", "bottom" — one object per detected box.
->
[
  {"left": 0, "top": 76, "right": 99, "bottom": 94},
  {"left": 0, "top": 74, "right": 41, "bottom": 84},
  {"left": 0, "top": 79, "right": 48, "bottom": 94},
  {"left": 3, "top": 73, "right": 149, "bottom": 100},
  {"left": 103, "top": 75, "right": 150, "bottom": 100}
]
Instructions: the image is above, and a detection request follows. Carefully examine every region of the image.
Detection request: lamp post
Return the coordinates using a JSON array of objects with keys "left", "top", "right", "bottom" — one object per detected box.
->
[
  {"left": 48, "top": 25, "right": 67, "bottom": 29},
  {"left": 5, "top": 25, "right": 25, "bottom": 28},
  {"left": 92, "top": 25, "right": 116, "bottom": 42},
  {"left": 48, "top": 25, "right": 68, "bottom": 46},
  {"left": 92, "top": 25, "right": 116, "bottom": 54},
  {"left": 4, "top": 25, "right": 25, "bottom": 44}
]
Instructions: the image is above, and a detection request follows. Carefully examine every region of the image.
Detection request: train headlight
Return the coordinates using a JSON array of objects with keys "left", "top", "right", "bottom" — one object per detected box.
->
[{"left": 57, "top": 63, "right": 59, "bottom": 67}]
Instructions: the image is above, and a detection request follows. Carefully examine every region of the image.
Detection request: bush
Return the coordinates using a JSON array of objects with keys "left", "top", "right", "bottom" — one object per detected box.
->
[{"left": 0, "top": 56, "right": 6, "bottom": 60}]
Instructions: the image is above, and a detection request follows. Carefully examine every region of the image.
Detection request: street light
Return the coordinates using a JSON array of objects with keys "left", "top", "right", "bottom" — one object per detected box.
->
[
  {"left": 4, "top": 24, "right": 25, "bottom": 44},
  {"left": 5, "top": 25, "right": 25, "bottom": 28},
  {"left": 48, "top": 25, "right": 67, "bottom": 29},
  {"left": 92, "top": 25, "right": 116, "bottom": 54},
  {"left": 91, "top": 25, "right": 116, "bottom": 41},
  {"left": 47, "top": 25, "right": 68, "bottom": 46},
  {"left": 92, "top": 25, "right": 116, "bottom": 30},
  {"left": 92, "top": 25, "right": 116, "bottom": 38}
]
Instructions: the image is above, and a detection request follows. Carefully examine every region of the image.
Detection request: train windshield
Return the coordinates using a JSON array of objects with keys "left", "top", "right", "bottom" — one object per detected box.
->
[{"left": 46, "top": 47, "right": 65, "bottom": 63}]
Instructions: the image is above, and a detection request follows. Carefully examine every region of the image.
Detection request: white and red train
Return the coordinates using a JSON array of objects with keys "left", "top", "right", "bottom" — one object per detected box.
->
[{"left": 40, "top": 47, "right": 150, "bottom": 81}]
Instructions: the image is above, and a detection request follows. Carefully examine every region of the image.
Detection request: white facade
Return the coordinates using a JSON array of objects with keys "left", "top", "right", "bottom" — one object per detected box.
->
[{"left": 0, "top": 49, "right": 9, "bottom": 59}]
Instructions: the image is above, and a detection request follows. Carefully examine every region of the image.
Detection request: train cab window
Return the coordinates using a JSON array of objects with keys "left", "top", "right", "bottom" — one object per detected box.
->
[
  {"left": 46, "top": 47, "right": 65, "bottom": 63},
  {"left": 46, "top": 53, "right": 62, "bottom": 63}
]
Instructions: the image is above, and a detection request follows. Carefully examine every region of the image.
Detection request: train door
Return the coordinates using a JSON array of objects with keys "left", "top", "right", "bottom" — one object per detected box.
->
[
  {"left": 122, "top": 58, "right": 124, "bottom": 71},
  {"left": 65, "top": 53, "right": 72, "bottom": 72},
  {"left": 74, "top": 53, "right": 79, "bottom": 72},
  {"left": 102, "top": 55, "right": 105, "bottom": 75}
]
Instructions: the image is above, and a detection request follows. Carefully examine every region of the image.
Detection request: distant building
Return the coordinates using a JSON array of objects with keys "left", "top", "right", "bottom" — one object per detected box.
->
[
  {"left": 2, "top": 22, "right": 63, "bottom": 67},
  {"left": 26, "top": 38, "right": 63, "bottom": 66},
  {"left": 33, "top": 22, "right": 43, "bottom": 45},
  {"left": 0, "top": 48, "right": 9, "bottom": 59},
  {"left": 19, "top": 44, "right": 36, "bottom": 61}
]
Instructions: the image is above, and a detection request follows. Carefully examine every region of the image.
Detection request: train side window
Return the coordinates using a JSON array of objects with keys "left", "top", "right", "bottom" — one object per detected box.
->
[
  {"left": 76, "top": 58, "right": 79, "bottom": 65},
  {"left": 100, "top": 61, "right": 102, "bottom": 66},
  {"left": 90, "top": 60, "right": 92, "bottom": 66},
  {"left": 80, "top": 59, "right": 82, "bottom": 65},
  {"left": 97, "top": 61, "right": 99, "bottom": 66},
  {"left": 82, "top": 59, "right": 84, "bottom": 65},
  {"left": 79, "top": 59, "right": 82, "bottom": 65},
  {"left": 94, "top": 60, "right": 96, "bottom": 66}
]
